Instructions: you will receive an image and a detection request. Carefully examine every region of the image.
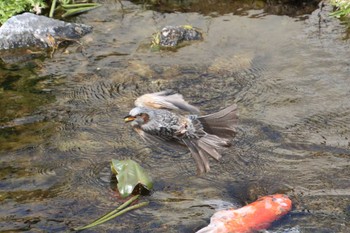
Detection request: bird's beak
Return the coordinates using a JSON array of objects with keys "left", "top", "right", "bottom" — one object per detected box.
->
[{"left": 124, "top": 115, "right": 135, "bottom": 123}]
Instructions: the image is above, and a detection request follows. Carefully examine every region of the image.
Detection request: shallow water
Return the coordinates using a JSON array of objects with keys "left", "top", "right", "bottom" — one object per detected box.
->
[{"left": 1, "top": 1, "right": 350, "bottom": 232}]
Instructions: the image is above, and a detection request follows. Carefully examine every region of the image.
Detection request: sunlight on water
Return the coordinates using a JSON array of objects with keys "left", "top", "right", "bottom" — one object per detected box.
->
[{"left": 0, "top": 0, "right": 349, "bottom": 232}]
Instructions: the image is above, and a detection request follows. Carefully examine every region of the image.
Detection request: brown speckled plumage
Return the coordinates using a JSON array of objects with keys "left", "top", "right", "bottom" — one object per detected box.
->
[{"left": 124, "top": 90, "right": 238, "bottom": 174}]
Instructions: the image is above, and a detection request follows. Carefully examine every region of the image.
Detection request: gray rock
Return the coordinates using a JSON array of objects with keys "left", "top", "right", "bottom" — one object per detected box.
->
[
  {"left": 158, "top": 25, "right": 202, "bottom": 47},
  {"left": 0, "top": 12, "right": 92, "bottom": 50}
]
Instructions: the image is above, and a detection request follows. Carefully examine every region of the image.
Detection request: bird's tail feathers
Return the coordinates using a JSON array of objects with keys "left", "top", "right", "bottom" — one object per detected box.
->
[
  {"left": 183, "top": 134, "right": 230, "bottom": 174},
  {"left": 198, "top": 104, "right": 238, "bottom": 139}
]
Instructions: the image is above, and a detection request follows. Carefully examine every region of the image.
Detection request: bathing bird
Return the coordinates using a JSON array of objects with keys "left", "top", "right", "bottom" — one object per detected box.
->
[{"left": 124, "top": 90, "right": 238, "bottom": 174}]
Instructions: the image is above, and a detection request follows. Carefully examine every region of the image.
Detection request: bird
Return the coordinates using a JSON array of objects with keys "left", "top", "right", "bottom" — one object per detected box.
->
[{"left": 124, "top": 90, "right": 238, "bottom": 174}]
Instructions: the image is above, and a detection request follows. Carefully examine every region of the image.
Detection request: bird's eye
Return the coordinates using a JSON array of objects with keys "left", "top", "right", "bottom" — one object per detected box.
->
[{"left": 138, "top": 113, "right": 150, "bottom": 122}]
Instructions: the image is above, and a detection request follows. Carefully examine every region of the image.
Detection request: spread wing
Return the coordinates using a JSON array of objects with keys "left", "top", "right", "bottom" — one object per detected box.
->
[
  {"left": 133, "top": 126, "right": 188, "bottom": 152},
  {"left": 134, "top": 90, "right": 200, "bottom": 114}
]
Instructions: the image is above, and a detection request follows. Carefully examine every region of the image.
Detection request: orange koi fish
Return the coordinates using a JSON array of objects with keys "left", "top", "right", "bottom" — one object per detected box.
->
[{"left": 197, "top": 194, "right": 292, "bottom": 233}]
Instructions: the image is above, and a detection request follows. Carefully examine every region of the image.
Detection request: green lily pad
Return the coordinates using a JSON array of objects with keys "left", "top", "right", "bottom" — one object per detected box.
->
[{"left": 111, "top": 159, "right": 153, "bottom": 198}]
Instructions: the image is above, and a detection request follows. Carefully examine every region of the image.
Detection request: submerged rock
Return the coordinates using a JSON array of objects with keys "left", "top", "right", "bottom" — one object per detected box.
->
[
  {"left": 0, "top": 12, "right": 92, "bottom": 50},
  {"left": 153, "top": 25, "right": 202, "bottom": 47}
]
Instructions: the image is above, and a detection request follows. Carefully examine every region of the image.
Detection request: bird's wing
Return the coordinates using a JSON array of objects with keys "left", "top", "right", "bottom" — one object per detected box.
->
[
  {"left": 182, "top": 138, "right": 210, "bottom": 174},
  {"left": 134, "top": 90, "right": 200, "bottom": 114},
  {"left": 134, "top": 126, "right": 188, "bottom": 152},
  {"left": 138, "top": 126, "right": 212, "bottom": 174}
]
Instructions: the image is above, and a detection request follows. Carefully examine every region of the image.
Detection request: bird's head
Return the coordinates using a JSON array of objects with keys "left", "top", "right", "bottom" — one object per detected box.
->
[{"left": 124, "top": 107, "right": 151, "bottom": 126}]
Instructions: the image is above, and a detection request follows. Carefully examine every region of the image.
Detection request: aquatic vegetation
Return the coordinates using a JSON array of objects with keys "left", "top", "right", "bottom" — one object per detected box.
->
[
  {"left": 330, "top": 0, "right": 350, "bottom": 18},
  {"left": 74, "top": 195, "right": 149, "bottom": 231},
  {"left": 73, "top": 160, "right": 152, "bottom": 231},
  {"left": 111, "top": 159, "right": 153, "bottom": 198}
]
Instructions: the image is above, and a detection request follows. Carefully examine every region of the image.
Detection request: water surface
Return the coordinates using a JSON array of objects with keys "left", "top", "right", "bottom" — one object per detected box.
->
[{"left": 0, "top": 1, "right": 349, "bottom": 232}]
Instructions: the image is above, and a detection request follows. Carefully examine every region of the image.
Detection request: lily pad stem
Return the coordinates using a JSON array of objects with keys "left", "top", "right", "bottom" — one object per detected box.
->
[{"left": 74, "top": 195, "right": 149, "bottom": 231}]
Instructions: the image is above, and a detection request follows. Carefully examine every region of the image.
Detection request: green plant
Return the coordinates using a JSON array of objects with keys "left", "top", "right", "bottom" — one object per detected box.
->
[
  {"left": 0, "top": 0, "right": 46, "bottom": 24},
  {"left": 74, "top": 195, "right": 149, "bottom": 231},
  {"left": 73, "top": 159, "right": 152, "bottom": 231},
  {"left": 111, "top": 159, "right": 153, "bottom": 198},
  {"left": 0, "top": 0, "right": 101, "bottom": 25},
  {"left": 50, "top": 0, "right": 101, "bottom": 18},
  {"left": 330, "top": 0, "right": 350, "bottom": 18}
]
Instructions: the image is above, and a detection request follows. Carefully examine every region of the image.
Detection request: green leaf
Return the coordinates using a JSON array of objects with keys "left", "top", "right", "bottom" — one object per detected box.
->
[
  {"left": 111, "top": 159, "right": 153, "bottom": 198},
  {"left": 61, "top": 3, "right": 101, "bottom": 9},
  {"left": 61, "top": 4, "right": 101, "bottom": 18}
]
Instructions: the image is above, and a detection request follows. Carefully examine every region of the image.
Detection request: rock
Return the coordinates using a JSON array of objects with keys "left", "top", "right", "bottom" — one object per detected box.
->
[
  {"left": 153, "top": 25, "right": 202, "bottom": 47},
  {"left": 0, "top": 12, "right": 92, "bottom": 50}
]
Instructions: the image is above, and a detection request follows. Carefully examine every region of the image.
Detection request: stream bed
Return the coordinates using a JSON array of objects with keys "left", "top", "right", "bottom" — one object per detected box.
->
[{"left": 0, "top": 0, "right": 349, "bottom": 232}]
